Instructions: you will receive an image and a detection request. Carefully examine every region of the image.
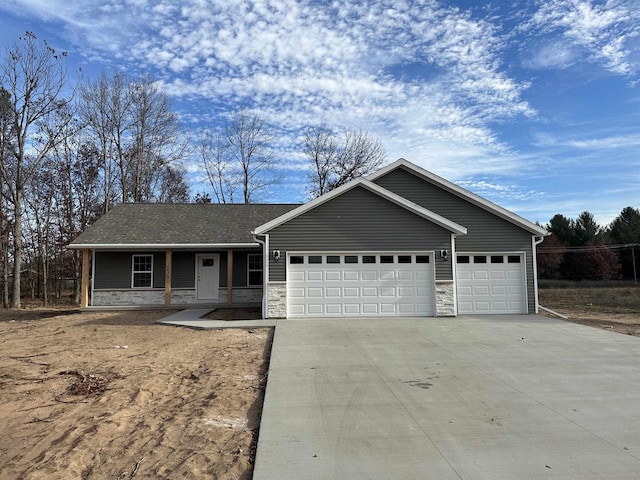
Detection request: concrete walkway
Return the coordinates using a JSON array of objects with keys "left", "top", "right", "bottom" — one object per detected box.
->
[
  {"left": 253, "top": 315, "right": 640, "bottom": 479},
  {"left": 155, "top": 308, "right": 276, "bottom": 329}
]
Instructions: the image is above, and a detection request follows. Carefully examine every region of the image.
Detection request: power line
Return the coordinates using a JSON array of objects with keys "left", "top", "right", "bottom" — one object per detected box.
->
[{"left": 538, "top": 243, "right": 640, "bottom": 253}]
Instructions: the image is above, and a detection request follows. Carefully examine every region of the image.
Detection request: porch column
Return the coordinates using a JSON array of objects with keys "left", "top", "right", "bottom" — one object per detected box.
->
[
  {"left": 164, "top": 249, "right": 172, "bottom": 306},
  {"left": 227, "top": 248, "right": 233, "bottom": 304},
  {"left": 80, "top": 249, "right": 91, "bottom": 308}
]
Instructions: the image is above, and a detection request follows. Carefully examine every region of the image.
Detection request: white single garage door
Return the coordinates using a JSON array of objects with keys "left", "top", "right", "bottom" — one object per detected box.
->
[
  {"left": 288, "top": 253, "right": 435, "bottom": 317},
  {"left": 456, "top": 253, "right": 526, "bottom": 314}
]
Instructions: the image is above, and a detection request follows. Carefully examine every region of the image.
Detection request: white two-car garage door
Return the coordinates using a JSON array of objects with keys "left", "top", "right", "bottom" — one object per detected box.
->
[
  {"left": 456, "top": 253, "right": 526, "bottom": 314},
  {"left": 288, "top": 252, "right": 435, "bottom": 317}
]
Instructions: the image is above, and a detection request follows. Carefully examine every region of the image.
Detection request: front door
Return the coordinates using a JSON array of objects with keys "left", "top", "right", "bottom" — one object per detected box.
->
[{"left": 196, "top": 254, "right": 219, "bottom": 300}]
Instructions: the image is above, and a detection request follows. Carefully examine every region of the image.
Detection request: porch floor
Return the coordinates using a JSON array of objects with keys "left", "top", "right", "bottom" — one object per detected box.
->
[{"left": 155, "top": 308, "right": 277, "bottom": 330}]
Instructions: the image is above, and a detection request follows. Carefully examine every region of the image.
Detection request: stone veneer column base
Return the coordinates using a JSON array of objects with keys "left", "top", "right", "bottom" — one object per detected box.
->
[
  {"left": 267, "top": 282, "right": 287, "bottom": 318},
  {"left": 435, "top": 281, "right": 455, "bottom": 316}
]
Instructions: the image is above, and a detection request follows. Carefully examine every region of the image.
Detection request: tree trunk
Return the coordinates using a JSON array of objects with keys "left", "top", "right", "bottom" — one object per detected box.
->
[
  {"left": 11, "top": 188, "right": 22, "bottom": 308},
  {"left": 42, "top": 253, "right": 48, "bottom": 307},
  {"left": 2, "top": 246, "right": 8, "bottom": 308}
]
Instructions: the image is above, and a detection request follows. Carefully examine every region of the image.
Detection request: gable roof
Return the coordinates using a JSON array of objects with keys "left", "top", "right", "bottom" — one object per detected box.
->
[
  {"left": 70, "top": 203, "right": 300, "bottom": 249},
  {"left": 253, "top": 178, "right": 467, "bottom": 235},
  {"left": 368, "top": 158, "right": 548, "bottom": 236}
]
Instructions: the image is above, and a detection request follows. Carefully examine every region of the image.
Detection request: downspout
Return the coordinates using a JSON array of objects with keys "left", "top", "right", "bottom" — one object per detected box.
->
[
  {"left": 450, "top": 234, "right": 458, "bottom": 316},
  {"left": 252, "top": 233, "right": 268, "bottom": 319},
  {"left": 532, "top": 235, "right": 545, "bottom": 314}
]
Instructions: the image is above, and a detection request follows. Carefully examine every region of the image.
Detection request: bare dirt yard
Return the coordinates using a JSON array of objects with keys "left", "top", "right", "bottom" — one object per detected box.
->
[
  {"left": 0, "top": 307, "right": 271, "bottom": 480},
  {"left": 539, "top": 286, "right": 640, "bottom": 337}
]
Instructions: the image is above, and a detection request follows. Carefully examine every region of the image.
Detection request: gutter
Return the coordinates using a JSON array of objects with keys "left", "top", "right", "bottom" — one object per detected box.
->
[{"left": 69, "top": 243, "right": 259, "bottom": 250}]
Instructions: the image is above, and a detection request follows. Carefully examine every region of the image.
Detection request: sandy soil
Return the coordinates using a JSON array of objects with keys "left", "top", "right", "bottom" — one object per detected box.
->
[
  {"left": 540, "top": 309, "right": 640, "bottom": 337},
  {"left": 0, "top": 307, "right": 272, "bottom": 480}
]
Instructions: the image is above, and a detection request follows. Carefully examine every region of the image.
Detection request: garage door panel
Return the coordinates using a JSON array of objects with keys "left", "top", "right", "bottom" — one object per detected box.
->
[
  {"left": 363, "top": 304, "right": 379, "bottom": 314},
  {"left": 326, "top": 287, "right": 341, "bottom": 297},
  {"left": 381, "top": 304, "right": 396, "bottom": 314},
  {"left": 362, "top": 271, "right": 377, "bottom": 281},
  {"left": 381, "top": 271, "right": 395, "bottom": 280},
  {"left": 474, "top": 286, "right": 490, "bottom": 295},
  {"left": 399, "top": 304, "right": 415, "bottom": 314},
  {"left": 492, "top": 285, "right": 507, "bottom": 295},
  {"left": 398, "top": 270, "right": 415, "bottom": 281},
  {"left": 344, "top": 271, "right": 359, "bottom": 281},
  {"left": 307, "top": 288, "right": 323, "bottom": 297},
  {"left": 326, "top": 304, "right": 342, "bottom": 315},
  {"left": 457, "top": 253, "right": 526, "bottom": 314},
  {"left": 325, "top": 271, "right": 341, "bottom": 281},
  {"left": 344, "top": 287, "right": 360, "bottom": 297},
  {"left": 344, "top": 304, "right": 361, "bottom": 314},
  {"left": 289, "top": 287, "right": 305, "bottom": 298},
  {"left": 288, "top": 253, "right": 434, "bottom": 317},
  {"left": 473, "top": 270, "right": 489, "bottom": 280},
  {"left": 289, "top": 271, "right": 305, "bottom": 282},
  {"left": 307, "top": 271, "right": 323, "bottom": 281}
]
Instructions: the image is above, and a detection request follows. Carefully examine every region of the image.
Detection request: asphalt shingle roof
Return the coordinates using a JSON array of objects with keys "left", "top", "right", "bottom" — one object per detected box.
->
[{"left": 70, "top": 203, "right": 301, "bottom": 246}]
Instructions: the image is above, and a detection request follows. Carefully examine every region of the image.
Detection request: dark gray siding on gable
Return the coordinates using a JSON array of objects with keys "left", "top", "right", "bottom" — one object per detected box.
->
[
  {"left": 268, "top": 186, "right": 453, "bottom": 281},
  {"left": 374, "top": 167, "right": 537, "bottom": 312}
]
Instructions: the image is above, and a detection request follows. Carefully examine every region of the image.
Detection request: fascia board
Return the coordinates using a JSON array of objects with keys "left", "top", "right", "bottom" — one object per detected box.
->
[
  {"left": 369, "top": 158, "right": 548, "bottom": 236},
  {"left": 68, "top": 243, "right": 260, "bottom": 250}
]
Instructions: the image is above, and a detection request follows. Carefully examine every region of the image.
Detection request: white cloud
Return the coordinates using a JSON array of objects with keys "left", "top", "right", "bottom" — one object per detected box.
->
[
  {"left": 526, "top": 0, "right": 640, "bottom": 77},
  {"left": 0, "top": 0, "right": 535, "bottom": 181}
]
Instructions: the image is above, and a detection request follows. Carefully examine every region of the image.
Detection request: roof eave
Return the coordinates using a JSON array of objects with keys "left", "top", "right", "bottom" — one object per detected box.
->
[{"left": 68, "top": 242, "right": 260, "bottom": 250}]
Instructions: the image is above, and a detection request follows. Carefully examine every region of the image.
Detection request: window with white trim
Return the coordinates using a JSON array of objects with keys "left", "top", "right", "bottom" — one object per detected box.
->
[
  {"left": 132, "top": 254, "right": 153, "bottom": 288},
  {"left": 248, "top": 253, "right": 263, "bottom": 286}
]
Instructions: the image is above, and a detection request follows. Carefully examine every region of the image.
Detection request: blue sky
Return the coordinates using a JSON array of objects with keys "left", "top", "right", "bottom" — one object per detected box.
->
[{"left": 0, "top": 0, "right": 638, "bottom": 226}]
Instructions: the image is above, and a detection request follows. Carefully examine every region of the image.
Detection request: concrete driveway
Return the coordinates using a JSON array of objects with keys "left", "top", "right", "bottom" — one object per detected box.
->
[{"left": 253, "top": 315, "right": 640, "bottom": 479}]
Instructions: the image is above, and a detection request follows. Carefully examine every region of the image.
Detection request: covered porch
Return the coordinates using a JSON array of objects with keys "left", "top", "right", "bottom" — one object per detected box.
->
[{"left": 79, "top": 246, "right": 264, "bottom": 309}]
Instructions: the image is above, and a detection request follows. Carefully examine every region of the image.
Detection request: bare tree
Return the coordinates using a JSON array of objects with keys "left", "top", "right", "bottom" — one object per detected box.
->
[
  {"left": 225, "top": 110, "right": 278, "bottom": 203},
  {"left": 305, "top": 126, "right": 387, "bottom": 198},
  {"left": 197, "top": 128, "right": 238, "bottom": 203},
  {"left": 0, "top": 32, "right": 75, "bottom": 308},
  {"left": 79, "top": 72, "right": 130, "bottom": 212},
  {"left": 304, "top": 124, "right": 338, "bottom": 198},
  {"left": 0, "top": 87, "right": 13, "bottom": 307},
  {"left": 198, "top": 110, "right": 279, "bottom": 204},
  {"left": 127, "top": 75, "right": 187, "bottom": 202},
  {"left": 79, "top": 73, "right": 187, "bottom": 206}
]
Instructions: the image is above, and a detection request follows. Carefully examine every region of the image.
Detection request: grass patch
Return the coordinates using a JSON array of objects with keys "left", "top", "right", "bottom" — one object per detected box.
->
[{"left": 539, "top": 286, "right": 640, "bottom": 314}]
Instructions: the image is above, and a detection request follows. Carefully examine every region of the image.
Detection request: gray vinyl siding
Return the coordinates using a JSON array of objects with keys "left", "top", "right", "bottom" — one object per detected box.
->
[
  {"left": 374, "top": 167, "right": 537, "bottom": 312},
  {"left": 94, "top": 250, "right": 260, "bottom": 290},
  {"left": 94, "top": 252, "right": 165, "bottom": 289},
  {"left": 268, "top": 186, "right": 452, "bottom": 281},
  {"left": 172, "top": 252, "right": 195, "bottom": 288},
  {"left": 219, "top": 250, "right": 259, "bottom": 287}
]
